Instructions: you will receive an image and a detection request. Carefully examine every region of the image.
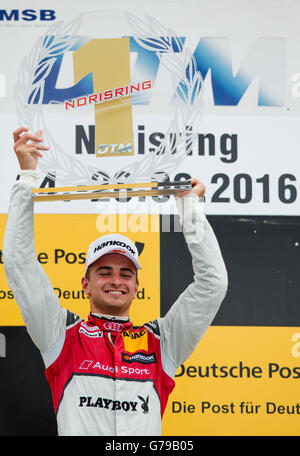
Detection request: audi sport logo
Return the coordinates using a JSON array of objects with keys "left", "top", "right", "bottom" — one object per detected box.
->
[{"left": 103, "top": 322, "right": 124, "bottom": 332}]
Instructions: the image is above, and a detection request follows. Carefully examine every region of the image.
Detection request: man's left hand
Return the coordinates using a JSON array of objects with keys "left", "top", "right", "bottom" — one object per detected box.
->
[{"left": 176, "top": 177, "right": 205, "bottom": 198}]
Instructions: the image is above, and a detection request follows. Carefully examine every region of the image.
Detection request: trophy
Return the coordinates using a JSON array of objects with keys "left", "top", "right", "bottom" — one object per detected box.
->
[{"left": 15, "top": 12, "right": 204, "bottom": 203}]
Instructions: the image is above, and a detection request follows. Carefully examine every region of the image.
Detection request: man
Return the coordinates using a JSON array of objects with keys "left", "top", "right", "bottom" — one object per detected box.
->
[{"left": 3, "top": 127, "right": 228, "bottom": 436}]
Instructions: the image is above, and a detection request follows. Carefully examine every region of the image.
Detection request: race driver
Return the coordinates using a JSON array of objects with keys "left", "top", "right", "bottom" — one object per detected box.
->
[{"left": 3, "top": 127, "right": 228, "bottom": 436}]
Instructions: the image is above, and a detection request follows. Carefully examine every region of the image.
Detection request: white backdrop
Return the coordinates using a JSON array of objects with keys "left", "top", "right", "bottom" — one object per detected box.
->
[{"left": 0, "top": 0, "right": 299, "bottom": 215}]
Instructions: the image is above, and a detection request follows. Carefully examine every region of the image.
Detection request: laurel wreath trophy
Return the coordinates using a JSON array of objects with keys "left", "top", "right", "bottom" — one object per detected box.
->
[{"left": 15, "top": 12, "right": 205, "bottom": 202}]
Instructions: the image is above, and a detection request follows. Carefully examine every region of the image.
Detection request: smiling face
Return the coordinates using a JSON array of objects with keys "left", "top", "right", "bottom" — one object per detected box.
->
[{"left": 81, "top": 253, "right": 139, "bottom": 317}]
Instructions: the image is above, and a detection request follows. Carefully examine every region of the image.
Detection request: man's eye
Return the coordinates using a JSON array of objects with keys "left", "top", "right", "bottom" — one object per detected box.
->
[{"left": 122, "top": 273, "right": 134, "bottom": 278}]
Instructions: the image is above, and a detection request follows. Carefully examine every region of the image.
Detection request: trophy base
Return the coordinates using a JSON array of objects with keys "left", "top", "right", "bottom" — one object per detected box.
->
[{"left": 32, "top": 180, "right": 204, "bottom": 202}]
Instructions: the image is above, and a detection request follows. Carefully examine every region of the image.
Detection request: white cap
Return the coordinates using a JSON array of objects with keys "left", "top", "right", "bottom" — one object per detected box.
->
[{"left": 85, "top": 234, "right": 141, "bottom": 273}]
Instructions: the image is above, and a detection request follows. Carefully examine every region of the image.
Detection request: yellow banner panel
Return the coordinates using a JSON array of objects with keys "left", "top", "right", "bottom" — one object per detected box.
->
[
  {"left": 162, "top": 326, "right": 300, "bottom": 436},
  {"left": 0, "top": 214, "right": 160, "bottom": 327}
]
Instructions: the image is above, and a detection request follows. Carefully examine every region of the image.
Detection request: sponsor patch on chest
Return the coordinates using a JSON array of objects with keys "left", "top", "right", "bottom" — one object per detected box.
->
[
  {"left": 122, "top": 352, "right": 156, "bottom": 364},
  {"left": 78, "top": 395, "right": 150, "bottom": 414},
  {"left": 79, "top": 396, "right": 138, "bottom": 411},
  {"left": 121, "top": 328, "right": 148, "bottom": 352},
  {"left": 79, "top": 322, "right": 103, "bottom": 338}
]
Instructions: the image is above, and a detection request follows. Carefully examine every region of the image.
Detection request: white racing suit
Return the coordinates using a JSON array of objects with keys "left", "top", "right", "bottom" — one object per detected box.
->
[{"left": 3, "top": 171, "right": 228, "bottom": 436}]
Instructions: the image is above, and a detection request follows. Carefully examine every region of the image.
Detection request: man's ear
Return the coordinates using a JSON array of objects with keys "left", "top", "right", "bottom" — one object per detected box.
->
[{"left": 81, "top": 276, "right": 90, "bottom": 296}]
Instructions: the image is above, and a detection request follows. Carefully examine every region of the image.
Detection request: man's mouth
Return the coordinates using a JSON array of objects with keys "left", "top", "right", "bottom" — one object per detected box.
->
[{"left": 104, "top": 290, "right": 126, "bottom": 295}]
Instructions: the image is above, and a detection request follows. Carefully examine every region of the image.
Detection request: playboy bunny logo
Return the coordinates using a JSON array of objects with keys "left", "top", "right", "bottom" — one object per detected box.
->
[{"left": 138, "top": 395, "right": 149, "bottom": 414}]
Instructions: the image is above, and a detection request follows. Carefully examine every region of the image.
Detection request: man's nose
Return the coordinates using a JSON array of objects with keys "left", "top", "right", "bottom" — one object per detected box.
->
[{"left": 108, "top": 272, "right": 123, "bottom": 285}]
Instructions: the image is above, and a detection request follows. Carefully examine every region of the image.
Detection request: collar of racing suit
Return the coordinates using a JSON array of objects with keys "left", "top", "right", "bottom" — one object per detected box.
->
[{"left": 88, "top": 313, "right": 133, "bottom": 334}]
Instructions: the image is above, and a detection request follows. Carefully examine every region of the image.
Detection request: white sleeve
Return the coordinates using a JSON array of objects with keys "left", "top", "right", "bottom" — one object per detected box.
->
[
  {"left": 3, "top": 171, "right": 67, "bottom": 355},
  {"left": 158, "top": 194, "right": 228, "bottom": 378}
]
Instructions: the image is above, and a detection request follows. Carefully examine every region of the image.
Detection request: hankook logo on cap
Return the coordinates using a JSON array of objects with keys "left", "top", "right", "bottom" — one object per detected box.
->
[{"left": 94, "top": 240, "right": 135, "bottom": 255}]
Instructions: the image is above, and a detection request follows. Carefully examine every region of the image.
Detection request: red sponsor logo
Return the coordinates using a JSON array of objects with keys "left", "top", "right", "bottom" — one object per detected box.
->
[
  {"left": 103, "top": 321, "right": 124, "bottom": 332},
  {"left": 65, "top": 80, "right": 152, "bottom": 110}
]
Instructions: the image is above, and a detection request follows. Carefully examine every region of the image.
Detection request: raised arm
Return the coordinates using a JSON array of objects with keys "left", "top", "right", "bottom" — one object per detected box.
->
[
  {"left": 3, "top": 127, "right": 67, "bottom": 358},
  {"left": 158, "top": 179, "right": 228, "bottom": 377}
]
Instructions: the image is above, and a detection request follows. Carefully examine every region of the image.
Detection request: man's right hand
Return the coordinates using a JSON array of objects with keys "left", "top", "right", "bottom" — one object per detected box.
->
[{"left": 13, "top": 126, "right": 49, "bottom": 170}]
